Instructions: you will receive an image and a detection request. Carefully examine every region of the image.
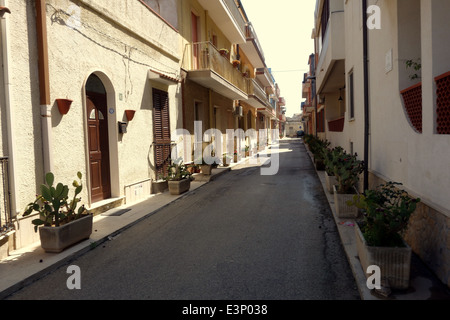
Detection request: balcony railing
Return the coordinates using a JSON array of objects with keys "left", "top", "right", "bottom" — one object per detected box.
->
[
  {"left": 400, "top": 82, "right": 422, "bottom": 133},
  {"left": 435, "top": 71, "right": 450, "bottom": 134},
  {"left": 245, "top": 23, "right": 265, "bottom": 62},
  {"left": 198, "top": 0, "right": 246, "bottom": 43},
  {"left": 0, "top": 157, "right": 12, "bottom": 236},
  {"left": 182, "top": 42, "right": 249, "bottom": 97},
  {"left": 328, "top": 117, "right": 345, "bottom": 132},
  {"left": 223, "top": 0, "right": 247, "bottom": 40},
  {"left": 248, "top": 78, "right": 269, "bottom": 107}
]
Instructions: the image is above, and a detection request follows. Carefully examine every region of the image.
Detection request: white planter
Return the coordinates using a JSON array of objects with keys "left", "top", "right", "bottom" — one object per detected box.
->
[
  {"left": 333, "top": 185, "right": 359, "bottom": 218},
  {"left": 355, "top": 223, "right": 412, "bottom": 290},
  {"left": 168, "top": 179, "right": 191, "bottom": 195},
  {"left": 39, "top": 214, "right": 93, "bottom": 253},
  {"left": 200, "top": 164, "right": 212, "bottom": 175},
  {"left": 152, "top": 180, "right": 168, "bottom": 194},
  {"left": 325, "top": 173, "right": 338, "bottom": 194}
]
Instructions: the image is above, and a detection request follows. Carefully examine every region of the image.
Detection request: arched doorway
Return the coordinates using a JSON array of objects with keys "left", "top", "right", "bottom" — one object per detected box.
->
[{"left": 85, "top": 74, "right": 111, "bottom": 203}]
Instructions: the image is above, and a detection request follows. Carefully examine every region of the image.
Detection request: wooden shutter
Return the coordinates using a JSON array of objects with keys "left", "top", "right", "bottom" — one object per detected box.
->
[{"left": 153, "top": 89, "right": 171, "bottom": 177}]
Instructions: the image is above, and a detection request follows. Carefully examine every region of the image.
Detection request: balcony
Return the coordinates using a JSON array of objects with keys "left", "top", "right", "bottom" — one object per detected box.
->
[
  {"left": 197, "top": 0, "right": 246, "bottom": 44},
  {"left": 182, "top": 42, "right": 249, "bottom": 100},
  {"left": 328, "top": 117, "right": 345, "bottom": 132},
  {"left": 255, "top": 67, "right": 275, "bottom": 94},
  {"left": 239, "top": 22, "right": 266, "bottom": 69},
  {"left": 247, "top": 78, "right": 269, "bottom": 109},
  {"left": 316, "top": 10, "right": 345, "bottom": 94}
]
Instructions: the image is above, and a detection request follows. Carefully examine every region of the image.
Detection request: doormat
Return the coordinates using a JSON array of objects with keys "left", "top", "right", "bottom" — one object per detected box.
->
[{"left": 101, "top": 208, "right": 131, "bottom": 217}]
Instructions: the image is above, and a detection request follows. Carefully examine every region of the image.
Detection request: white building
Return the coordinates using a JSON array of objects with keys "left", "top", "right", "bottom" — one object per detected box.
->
[{"left": 307, "top": 0, "right": 450, "bottom": 287}]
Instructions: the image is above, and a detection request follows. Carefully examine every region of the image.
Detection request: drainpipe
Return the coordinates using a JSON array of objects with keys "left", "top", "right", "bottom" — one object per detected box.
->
[
  {"left": 362, "top": 0, "right": 369, "bottom": 192},
  {"left": 36, "top": 0, "right": 53, "bottom": 175},
  {"left": 0, "top": 2, "right": 17, "bottom": 216}
]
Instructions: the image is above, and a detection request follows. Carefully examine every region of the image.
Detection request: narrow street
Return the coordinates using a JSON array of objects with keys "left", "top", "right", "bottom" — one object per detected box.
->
[{"left": 7, "top": 139, "right": 359, "bottom": 300}]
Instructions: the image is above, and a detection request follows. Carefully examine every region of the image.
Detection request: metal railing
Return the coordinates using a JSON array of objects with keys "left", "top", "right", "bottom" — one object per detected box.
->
[
  {"left": 223, "top": 0, "right": 247, "bottom": 39},
  {"left": 182, "top": 41, "right": 249, "bottom": 94},
  {"left": 0, "top": 157, "right": 12, "bottom": 234},
  {"left": 248, "top": 78, "right": 269, "bottom": 105}
]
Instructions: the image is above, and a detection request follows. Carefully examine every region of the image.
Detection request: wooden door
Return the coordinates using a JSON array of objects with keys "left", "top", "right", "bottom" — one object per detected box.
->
[
  {"left": 153, "top": 89, "right": 171, "bottom": 179},
  {"left": 86, "top": 92, "right": 111, "bottom": 203},
  {"left": 191, "top": 12, "right": 199, "bottom": 69}
]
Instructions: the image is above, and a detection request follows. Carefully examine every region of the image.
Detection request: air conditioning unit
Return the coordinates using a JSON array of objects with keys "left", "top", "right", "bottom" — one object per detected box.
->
[{"left": 234, "top": 105, "right": 243, "bottom": 117}]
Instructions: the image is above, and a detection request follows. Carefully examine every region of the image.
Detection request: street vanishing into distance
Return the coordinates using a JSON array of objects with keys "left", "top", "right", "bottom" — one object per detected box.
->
[{"left": 7, "top": 139, "right": 359, "bottom": 300}]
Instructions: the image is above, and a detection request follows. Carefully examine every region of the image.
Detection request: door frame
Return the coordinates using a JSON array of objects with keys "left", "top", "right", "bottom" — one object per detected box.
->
[{"left": 82, "top": 71, "right": 120, "bottom": 206}]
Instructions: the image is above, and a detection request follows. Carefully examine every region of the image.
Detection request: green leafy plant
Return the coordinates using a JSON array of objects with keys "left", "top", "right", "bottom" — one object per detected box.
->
[
  {"left": 406, "top": 58, "right": 421, "bottom": 81},
  {"left": 23, "top": 172, "right": 87, "bottom": 232},
  {"left": 167, "top": 158, "right": 192, "bottom": 181},
  {"left": 303, "top": 134, "right": 330, "bottom": 161},
  {"left": 347, "top": 182, "right": 420, "bottom": 247},
  {"left": 332, "top": 151, "right": 364, "bottom": 194},
  {"left": 323, "top": 146, "right": 345, "bottom": 176}
]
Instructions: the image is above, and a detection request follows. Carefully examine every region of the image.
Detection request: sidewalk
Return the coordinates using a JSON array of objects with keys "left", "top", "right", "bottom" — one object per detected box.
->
[
  {"left": 0, "top": 153, "right": 272, "bottom": 300},
  {"left": 304, "top": 139, "right": 450, "bottom": 300}
]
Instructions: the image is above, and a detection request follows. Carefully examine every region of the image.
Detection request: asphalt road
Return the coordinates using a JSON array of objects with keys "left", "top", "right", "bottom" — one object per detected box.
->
[{"left": 7, "top": 139, "right": 359, "bottom": 300}]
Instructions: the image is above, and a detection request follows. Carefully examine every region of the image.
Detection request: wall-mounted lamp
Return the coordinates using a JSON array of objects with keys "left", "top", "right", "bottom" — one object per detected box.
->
[
  {"left": 118, "top": 122, "right": 128, "bottom": 134},
  {"left": 125, "top": 110, "right": 136, "bottom": 121},
  {"left": 56, "top": 99, "right": 73, "bottom": 115},
  {"left": 338, "top": 89, "right": 343, "bottom": 102}
]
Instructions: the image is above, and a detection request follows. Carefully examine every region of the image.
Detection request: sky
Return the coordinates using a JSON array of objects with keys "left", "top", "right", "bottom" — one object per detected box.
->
[{"left": 241, "top": 0, "right": 316, "bottom": 117}]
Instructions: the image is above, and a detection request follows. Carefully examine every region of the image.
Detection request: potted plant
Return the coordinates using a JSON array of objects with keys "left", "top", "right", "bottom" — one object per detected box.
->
[
  {"left": 0, "top": 223, "right": 15, "bottom": 259},
  {"left": 307, "top": 136, "right": 329, "bottom": 170},
  {"left": 22, "top": 172, "right": 92, "bottom": 253},
  {"left": 167, "top": 159, "right": 193, "bottom": 195},
  {"left": 219, "top": 48, "right": 229, "bottom": 57},
  {"left": 323, "top": 146, "right": 344, "bottom": 194},
  {"left": 232, "top": 60, "right": 240, "bottom": 69},
  {"left": 152, "top": 173, "right": 168, "bottom": 194},
  {"left": 233, "top": 150, "right": 239, "bottom": 163},
  {"left": 347, "top": 182, "right": 421, "bottom": 290},
  {"left": 244, "top": 145, "right": 250, "bottom": 157},
  {"left": 332, "top": 151, "right": 364, "bottom": 218},
  {"left": 222, "top": 153, "right": 232, "bottom": 167}
]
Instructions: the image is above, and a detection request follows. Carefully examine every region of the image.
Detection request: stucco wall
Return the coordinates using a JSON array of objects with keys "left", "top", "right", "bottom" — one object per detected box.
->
[
  {"left": 335, "top": 0, "right": 450, "bottom": 286},
  {"left": 7, "top": 0, "right": 182, "bottom": 249}
]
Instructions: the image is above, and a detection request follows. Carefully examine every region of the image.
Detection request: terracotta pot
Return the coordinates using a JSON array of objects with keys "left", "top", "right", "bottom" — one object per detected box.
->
[
  {"left": 56, "top": 99, "right": 73, "bottom": 115},
  {"left": 125, "top": 110, "right": 136, "bottom": 121}
]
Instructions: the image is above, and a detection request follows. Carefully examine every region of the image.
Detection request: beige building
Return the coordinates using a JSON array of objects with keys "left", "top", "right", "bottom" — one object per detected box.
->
[
  {"left": 0, "top": 0, "right": 182, "bottom": 251},
  {"left": 0, "top": 0, "right": 286, "bottom": 256},
  {"left": 307, "top": 0, "right": 450, "bottom": 287}
]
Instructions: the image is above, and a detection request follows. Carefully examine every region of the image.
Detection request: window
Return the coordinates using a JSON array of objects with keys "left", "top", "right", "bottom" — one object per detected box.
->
[
  {"left": 321, "top": 0, "right": 330, "bottom": 44},
  {"left": 348, "top": 71, "right": 355, "bottom": 120}
]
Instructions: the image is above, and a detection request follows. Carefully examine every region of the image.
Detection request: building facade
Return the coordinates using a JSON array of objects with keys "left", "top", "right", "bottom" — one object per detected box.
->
[
  {"left": 1, "top": 0, "right": 182, "bottom": 252},
  {"left": 307, "top": 0, "right": 450, "bottom": 287},
  {"left": 0, "top": 0, "right": 286, "bottom": 256}
]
